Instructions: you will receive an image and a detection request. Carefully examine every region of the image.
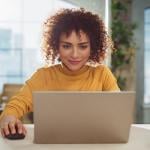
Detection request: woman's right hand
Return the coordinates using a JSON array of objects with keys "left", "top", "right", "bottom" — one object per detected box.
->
[{"left": 0, "top": 115, "right": 27, "bottom": 137}]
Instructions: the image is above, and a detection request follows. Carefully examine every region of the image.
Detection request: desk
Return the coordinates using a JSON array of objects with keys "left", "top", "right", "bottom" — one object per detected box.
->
[{"left": 0, "top": 124, "right": 150, "bottom": 150}]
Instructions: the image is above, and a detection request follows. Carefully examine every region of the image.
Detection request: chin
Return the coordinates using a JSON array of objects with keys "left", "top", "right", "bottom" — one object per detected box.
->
[{"left": 68, "top": 66, "right": 81, "bottom": 72}]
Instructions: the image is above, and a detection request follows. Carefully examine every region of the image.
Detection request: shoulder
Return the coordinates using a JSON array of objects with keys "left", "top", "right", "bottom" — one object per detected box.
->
[
  {"left": 85, "top": 64, "right": 113, "bottom": 82},
  {"left": 95, "top": 64, "right": 110, "bottom": 70},
  {"left": 88, "top": 64, "right": 111, "bottom": 74},
  {"left": 88, "top": 64, "right": 116, "bottom": 82},
  {"left": 35, "top": 64, "right": 61, "bottom": 73},
  {"left": 26, "top": 64, "right": 61, "bottom": 86}
]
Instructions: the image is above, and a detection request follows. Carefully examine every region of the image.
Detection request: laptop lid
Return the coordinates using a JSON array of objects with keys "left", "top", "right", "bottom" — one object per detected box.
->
[{"left": 33, "top": 91, "right": 135, "bottom": 144}]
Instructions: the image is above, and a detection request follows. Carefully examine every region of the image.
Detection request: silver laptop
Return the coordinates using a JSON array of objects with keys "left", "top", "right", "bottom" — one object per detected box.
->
[{"left": 33, "top": 91, "right": 135, "bottom": 144}]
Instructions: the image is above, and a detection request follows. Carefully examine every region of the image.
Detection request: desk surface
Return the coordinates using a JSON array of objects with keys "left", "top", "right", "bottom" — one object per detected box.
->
[{"left": 0, "top": 124, "right": 150, "bottom": 150}]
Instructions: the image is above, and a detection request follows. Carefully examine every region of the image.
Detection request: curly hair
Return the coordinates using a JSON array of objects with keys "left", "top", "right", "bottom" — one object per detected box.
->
[{"left": 41, "top": 8, "right": 114, "bottom": 64}]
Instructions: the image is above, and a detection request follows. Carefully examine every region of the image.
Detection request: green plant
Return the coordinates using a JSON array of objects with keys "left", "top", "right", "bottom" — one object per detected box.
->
[{"left": 111, "top": 0, "right": 137, "bottom": 90}]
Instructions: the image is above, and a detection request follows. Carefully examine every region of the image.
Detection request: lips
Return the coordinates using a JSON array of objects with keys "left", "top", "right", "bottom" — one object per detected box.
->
[{"left": 68, "top": 60, "right": 81, "bottom": 65}]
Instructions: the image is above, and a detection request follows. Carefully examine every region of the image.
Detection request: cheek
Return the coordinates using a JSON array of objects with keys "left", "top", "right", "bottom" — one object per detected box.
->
[
  {"left": 58, "top": 51, "right": 69, "bottom": 60},
  {"left": 83, "top": 49, "right": 90, "bottom": 58}
]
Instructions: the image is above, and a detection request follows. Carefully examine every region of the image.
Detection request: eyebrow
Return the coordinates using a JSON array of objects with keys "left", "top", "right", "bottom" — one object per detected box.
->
[
  {"left": 78, "top": 42, "right": 89, "bottom": 45},
  {"left": 60, "top": 41, "right": 89, "bottom": 45}
]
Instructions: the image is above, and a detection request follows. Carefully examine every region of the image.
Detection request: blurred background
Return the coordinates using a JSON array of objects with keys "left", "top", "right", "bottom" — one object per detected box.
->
[{"left": 0, "top": 0, "right": 149, "bottom": 124}]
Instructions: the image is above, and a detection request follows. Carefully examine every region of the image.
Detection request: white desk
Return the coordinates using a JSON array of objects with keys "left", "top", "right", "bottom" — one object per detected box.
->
[{"left": 0, "top": 124, "right": 150, "bottom": 150}]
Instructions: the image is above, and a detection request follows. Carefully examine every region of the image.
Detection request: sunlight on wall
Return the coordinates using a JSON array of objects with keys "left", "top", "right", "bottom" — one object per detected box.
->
[{"left": 0, "top": 0, "right": 77, "bottom": 91}]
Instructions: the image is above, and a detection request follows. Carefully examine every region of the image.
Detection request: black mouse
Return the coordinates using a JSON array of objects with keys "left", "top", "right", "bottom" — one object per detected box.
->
[
  {"left": 5, "top": 133, "right": 25, "bottom": 140},
  {"left": 5, "top": 126, "right": 25, "bottom": 140}
]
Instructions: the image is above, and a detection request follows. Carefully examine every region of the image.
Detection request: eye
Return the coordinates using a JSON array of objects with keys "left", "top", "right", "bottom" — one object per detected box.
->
[
  {"left": 79, "top": 45, "right": 88, "bottom": 49},
  {"left": 62, "top": 44, "right": 71, "bottom": 49}
]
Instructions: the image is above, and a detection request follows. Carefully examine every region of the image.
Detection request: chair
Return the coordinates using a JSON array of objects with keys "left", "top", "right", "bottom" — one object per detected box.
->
[
  {"left": 0, "top": 83, "right": 23, "bottom": 103},
  {"left": 0, "top": 83, "right": 33, "bottom": 123}
]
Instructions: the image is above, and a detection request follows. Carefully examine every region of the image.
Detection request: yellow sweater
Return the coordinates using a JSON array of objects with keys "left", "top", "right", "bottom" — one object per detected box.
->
[{"left": 0, "top": 64, "right": 119, "bottom": 119}]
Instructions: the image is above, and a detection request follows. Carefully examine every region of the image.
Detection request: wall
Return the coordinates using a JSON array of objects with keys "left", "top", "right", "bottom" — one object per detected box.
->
[{"left": 132, "top": 0, "right": 150, "bottom": 123}]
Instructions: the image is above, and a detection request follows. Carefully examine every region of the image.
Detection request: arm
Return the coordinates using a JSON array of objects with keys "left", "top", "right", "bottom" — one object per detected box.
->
[{"left": 0, "top": 68, "right": 45, "bottom": 137}]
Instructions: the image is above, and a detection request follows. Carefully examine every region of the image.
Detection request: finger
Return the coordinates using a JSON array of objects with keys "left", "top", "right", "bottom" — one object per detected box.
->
[
  {"left": 22, "top": 125, "right": 27, "bottom": 135},
  {"left": 16, "top": 121, "right": 23, "bottom": 134},
  {"left": 3, "top": 123, "right": 10, "bottom": 135},
  {"left": 0, "top": 129, "right": 5, "bottom": 137},
  {"left": 8, "top": 122, "right": 16, "bottom": 134}
]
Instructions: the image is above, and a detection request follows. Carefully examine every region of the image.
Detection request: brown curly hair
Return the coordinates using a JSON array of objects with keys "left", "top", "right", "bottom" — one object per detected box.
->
[{"left": 41, "top": 8, "right": 114, "bottom": 64}]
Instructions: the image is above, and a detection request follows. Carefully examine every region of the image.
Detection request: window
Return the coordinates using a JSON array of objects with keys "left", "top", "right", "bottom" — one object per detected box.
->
[
  {"left": 0, "top": 0, "right": 77, "bottom": 91},
  {"left": 144, "top": 8, "right": 150, "bottom": 104}
]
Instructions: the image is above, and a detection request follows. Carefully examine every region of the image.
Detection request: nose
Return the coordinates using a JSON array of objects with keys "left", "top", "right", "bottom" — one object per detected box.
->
[{"left": 71, "top": 48, "right": 79, "bottom": 59}]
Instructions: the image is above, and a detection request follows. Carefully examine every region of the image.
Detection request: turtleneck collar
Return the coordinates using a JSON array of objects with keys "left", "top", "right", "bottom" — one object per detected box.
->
[{"left": 58, "top": 63, "right": 89, "bottom": 76}]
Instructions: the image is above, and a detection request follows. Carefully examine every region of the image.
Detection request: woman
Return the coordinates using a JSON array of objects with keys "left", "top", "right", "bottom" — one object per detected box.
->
[{"left": 0, "top": 8, "right": 119, "bottom": 137}]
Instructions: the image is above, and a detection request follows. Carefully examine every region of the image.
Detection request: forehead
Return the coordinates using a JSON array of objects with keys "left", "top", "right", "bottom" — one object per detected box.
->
[{"left": 60, "top": 30, "right": 89, "bottom": 42}]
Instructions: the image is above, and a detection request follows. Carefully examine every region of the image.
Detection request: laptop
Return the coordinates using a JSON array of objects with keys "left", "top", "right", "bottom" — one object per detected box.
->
[{"left": 33, "top": 91, "right": 135, "bottom": 144}]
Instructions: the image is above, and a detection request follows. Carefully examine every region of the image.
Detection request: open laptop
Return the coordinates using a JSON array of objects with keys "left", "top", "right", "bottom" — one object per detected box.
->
[{"left": 33, "top": 91, "right": 135, "bottom": 144}]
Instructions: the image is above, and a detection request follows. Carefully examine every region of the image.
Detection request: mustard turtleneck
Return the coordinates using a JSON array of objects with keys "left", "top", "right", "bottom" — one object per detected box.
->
[{"left": 0, "top": 64, "right": 119, "bottom": 119}]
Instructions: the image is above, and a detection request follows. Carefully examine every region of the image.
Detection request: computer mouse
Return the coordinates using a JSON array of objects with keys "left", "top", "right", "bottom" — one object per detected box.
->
[
  {"left": 5, "top": 126, "right": 25, "bottom": 140},
  {"left": 5, "top": 133, "right": 25, "bottom": 140}
]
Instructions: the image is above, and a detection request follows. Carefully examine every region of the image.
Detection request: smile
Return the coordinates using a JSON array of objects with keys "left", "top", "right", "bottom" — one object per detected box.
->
[{"left": 68, "top": 60, "right": 81, "bottom": 65}]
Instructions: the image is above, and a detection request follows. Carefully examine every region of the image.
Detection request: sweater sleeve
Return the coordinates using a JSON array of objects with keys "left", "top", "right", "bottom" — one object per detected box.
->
[
  {"left": 0, "top": 68, "right": 45, "bottom": 119},
  {"left": 101, "top": 66, "right": 120, "bottom": 91}
]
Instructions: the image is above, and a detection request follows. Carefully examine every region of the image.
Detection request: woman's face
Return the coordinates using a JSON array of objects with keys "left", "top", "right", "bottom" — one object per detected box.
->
[{"left": 58, "top": 30, "right": 90, "bottom": 72}]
